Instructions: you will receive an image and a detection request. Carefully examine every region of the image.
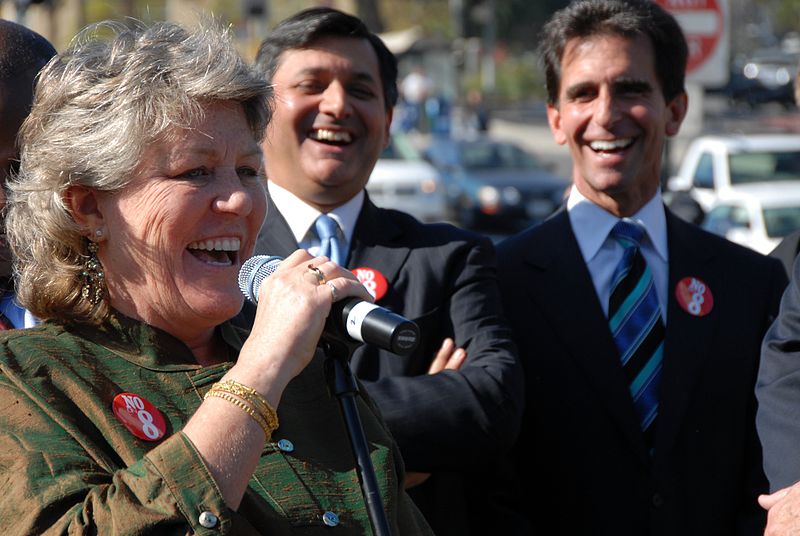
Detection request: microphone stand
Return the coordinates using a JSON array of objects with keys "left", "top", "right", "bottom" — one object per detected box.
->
[{"left": 320, "top": 331, "right": 392, "bottom": 536}]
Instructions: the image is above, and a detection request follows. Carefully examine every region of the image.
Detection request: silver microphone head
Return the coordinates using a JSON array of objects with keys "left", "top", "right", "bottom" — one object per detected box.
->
[{"left": 238, "top": 255, "right": 282, "bottom": 303}]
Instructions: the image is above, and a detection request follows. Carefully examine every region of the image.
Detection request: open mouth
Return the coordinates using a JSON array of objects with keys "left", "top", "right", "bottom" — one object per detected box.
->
[
  {"left": 186, "top": 237, "right": 240, "bottom": 266},
  {"left": 589, "top": 138, "right": 634, "bottom": 154},
  {"left": 309, "top": 128, "right": 353, "bottom": 146}
]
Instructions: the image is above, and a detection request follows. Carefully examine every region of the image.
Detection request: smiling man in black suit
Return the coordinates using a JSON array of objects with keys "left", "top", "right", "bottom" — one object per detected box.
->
[
  {"left": 241, "top": 8, "right": 524, "bottom": 534},
  {"left": 497, "top": 1, "right": 786, "bottom": 534}
]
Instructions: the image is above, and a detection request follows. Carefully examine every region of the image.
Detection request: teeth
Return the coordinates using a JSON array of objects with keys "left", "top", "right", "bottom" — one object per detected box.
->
[
  {"left": 310, "top": 129, "right": 352, "bottom": 143},
  {"left": 590, "top": 138, "right": 633, "bottom": 151},
  {"left": 187, "top": 238, "right": 241, "bottom": 252}
]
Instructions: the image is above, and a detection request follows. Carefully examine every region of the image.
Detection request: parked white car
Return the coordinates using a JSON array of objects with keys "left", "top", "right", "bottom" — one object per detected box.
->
[
  {"left": 701, "top": 183, "right": 800, "bottom": 254},
  {"left": 367, "top": 134, "right": 449, "bottom": 223},
  {"left": 667, "top": 134, "right": 800, "bottom": 211}
]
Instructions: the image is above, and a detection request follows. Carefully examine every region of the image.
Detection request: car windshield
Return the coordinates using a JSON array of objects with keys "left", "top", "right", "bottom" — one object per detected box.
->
[
  {"left": 460, "top": 143, "right": 539, "bottom": 171},
  {"left": 763, "top": 205, "right": 800, "bottom": 238},
  {"left": 728, "top": 150, "right": 800, "bottom": 184}
]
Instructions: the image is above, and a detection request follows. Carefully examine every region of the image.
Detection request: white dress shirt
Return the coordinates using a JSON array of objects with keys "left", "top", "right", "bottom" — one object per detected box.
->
[
  {"left": 567, "top": 186, "right": 669, "bottom": 321},
  {"left": 267, "top": 181, "right": 363, "bottom": 261}
]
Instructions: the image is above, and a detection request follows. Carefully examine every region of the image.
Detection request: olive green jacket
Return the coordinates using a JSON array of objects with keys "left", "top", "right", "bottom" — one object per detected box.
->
[{"left": 0, "top": 315, "right": 432, "bottom": 535}]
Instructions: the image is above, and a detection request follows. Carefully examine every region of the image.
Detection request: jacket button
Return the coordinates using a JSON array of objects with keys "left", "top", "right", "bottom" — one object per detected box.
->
[
  {"left": 322, "top": 511, "right": 340, "bottom": 527},
  {"left": 652, "top": 493, "right": 664, "bottom": 508},
  {"left": 198, "top": 511, "right": 218, "bottom": 528},
  {"left": 277, "top": 438, "right": 295, "bottom": 452}
]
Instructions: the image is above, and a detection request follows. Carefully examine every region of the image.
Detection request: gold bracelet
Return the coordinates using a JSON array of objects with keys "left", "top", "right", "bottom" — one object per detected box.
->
[
  {"left": 210, "top": 381, "right": 278, "bottom": 431},
  {"left": 204, "top": 389, "right": 272, "bottom": 440},
  {"left": 209, "top": 380, "right": 279, "bottom": 434}
]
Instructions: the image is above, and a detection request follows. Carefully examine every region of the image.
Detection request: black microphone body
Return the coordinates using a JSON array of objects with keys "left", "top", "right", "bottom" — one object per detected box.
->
[{"left": 239, "top": 255, "right": 420, "bottom": 356}]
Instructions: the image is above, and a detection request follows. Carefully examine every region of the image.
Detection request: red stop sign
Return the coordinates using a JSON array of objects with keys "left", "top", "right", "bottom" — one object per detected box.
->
[{"left": 655, "top": 0, "right": 724, "bottom": 74}]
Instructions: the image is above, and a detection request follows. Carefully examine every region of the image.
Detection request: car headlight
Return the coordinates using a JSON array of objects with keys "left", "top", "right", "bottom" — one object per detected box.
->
[
  {"left": 502, "top": 186, "right": 521, "bottom": 205},
  {"left": 420, "top": 178, "right": 437, "bottom": 194},
  {"left": 477, "top": 185, "right": 499, "bottom": 205},
  {"left": 777, "top": 67, "right": 791, "bottom": 85}
]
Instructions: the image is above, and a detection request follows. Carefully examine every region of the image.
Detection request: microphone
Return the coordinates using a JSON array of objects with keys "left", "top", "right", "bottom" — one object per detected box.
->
[{"left": 239, "top": 255, "right": 420, "bottom": 356}]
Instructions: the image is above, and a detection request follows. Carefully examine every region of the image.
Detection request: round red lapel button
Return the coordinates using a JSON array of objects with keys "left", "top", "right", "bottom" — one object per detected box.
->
[
  {"left": 353, "top": 267, "right": 388, "bottom": 301},
  {"left": 675, "top": 277, "right": 714, "bottom": 317},
  {"left": 112, "top": 392, "right": 167, "bottom": 441}
]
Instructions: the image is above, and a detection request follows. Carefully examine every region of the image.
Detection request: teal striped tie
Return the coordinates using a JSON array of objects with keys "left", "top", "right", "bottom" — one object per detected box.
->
[
  {"left": 315, "top": 214, "right": 345, "bottom": 265},
  {"left": 609, "top": 219, "right": 664, "bottom": 447}
]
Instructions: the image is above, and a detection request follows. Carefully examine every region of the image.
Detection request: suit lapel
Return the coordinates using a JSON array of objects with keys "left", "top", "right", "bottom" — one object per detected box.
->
[
  {"left": 655, "top": 212, "right": 718, "bottom": 453},
  {"left": 346, "top": 197, "right": 410, "bottom": 294},
  {"left": 525, "top": 211, "right": 648, "bottom": 460},
  {"left": 254, "top": 192, "right": 301, "bottom": 258}
]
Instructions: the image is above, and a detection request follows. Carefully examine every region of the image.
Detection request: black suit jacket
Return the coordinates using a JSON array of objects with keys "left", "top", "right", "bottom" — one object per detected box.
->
[
  {"left": 243, "top": 193, "right": 525, "bottom": 534},
  {"left": 497, "top": 208, "right": 786, "bottom": 536}
]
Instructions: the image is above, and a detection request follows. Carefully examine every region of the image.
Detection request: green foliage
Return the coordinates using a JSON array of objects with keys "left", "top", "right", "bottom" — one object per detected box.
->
[
  {"left": 84, "top": 0, "right": 166, "bottom": 21},
  {"left": 493, "top": 52, "right": 545, "bottom": 103},
  {"left": 772, "top": 1, "right": 800, "bottom": 36},
  {"left": 462, "top": 51, "right": 545, "bottom": 103},
  {"left": 379, "top": 0, "right": 452, "bottom": 37}
]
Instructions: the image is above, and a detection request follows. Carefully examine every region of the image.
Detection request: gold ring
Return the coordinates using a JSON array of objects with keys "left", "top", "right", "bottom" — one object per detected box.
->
[
  {"left": 307, "top": 264, "right": 325, "bottom": 285},
  {"left": 326, "top": 281, "right": 339, "bottom": 302}
]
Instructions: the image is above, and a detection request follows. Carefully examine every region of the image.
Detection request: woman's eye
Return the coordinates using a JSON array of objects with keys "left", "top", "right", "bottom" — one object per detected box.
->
[
  {"left": 179, "top": 167, "right": 210, "bottom": 179},
  {"left": 237, "top": 167, "right": 260, "bottom": 179}
]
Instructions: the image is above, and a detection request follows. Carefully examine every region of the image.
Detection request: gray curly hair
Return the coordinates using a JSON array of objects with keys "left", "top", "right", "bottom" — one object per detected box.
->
[{"left": 7, "top": 19, "right": 272, "bottom": 324}]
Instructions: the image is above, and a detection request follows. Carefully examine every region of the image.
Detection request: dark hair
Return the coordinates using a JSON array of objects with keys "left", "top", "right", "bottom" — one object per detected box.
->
[
  {"left": 0, "top": 19, "right": 56, "bottom": 79},
  {"left": 539, "top": 0, "right": 687, "bottom": 104},
  {"left": 254, "top": 7, "right": 398, "bottom": 110}
]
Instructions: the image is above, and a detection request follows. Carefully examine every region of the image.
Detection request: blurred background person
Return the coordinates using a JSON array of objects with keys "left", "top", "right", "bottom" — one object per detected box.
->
[
  {"left": 399, "top": 64, "right": 432, "bottom": 133},
  {"left": 464, "top": 88, "right": 490, "bottom": 134},
  {"left": 246, "top": 7, "right": 524, "bottom": 534},
  {"left": 0, "top": 19, "right": 55, "bottom": 329},
  {"left": 0, "top": 18, "right": 431, "bottom": 534},
  {"left": 498, "top": 1, "right": 786, "bottom": 534}
]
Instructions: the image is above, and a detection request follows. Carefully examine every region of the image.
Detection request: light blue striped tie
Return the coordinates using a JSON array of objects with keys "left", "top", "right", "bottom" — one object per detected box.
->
[
  {"left": 609, "top": 219, "right": 664, "bottom": 446},
  {"left": 315, "top": 214, "right": 345, "bottom": 265}
]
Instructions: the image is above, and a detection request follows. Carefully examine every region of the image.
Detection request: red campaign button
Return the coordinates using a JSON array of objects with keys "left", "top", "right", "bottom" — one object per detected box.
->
[
  {"left": 353, "top": 267, "right": 388, "bottom": 301},
  {"left": 112, "top": 393, "right": 167, "bottom": 441},
  {"left": 674, "top": 277, "right": 714, "bottom": 317}
]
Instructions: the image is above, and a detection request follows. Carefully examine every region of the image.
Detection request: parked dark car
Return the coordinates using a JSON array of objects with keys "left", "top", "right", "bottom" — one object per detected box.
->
[
  {"left": 709, "top": 50, "right": 798, "bottom": 110},
  {"left": 424, "top": 137, "right": 569, "bottom": 231}
]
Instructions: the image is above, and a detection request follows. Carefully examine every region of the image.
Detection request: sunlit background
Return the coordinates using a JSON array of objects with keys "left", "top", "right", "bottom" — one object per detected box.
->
[{"left": 5, "top": 0, "right": 800, "bottom": 249}]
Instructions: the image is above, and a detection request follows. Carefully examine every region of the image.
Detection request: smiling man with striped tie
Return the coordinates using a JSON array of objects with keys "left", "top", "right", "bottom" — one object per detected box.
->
[{"left": 496, "top": 1, "right": 787, "bottom": 534}]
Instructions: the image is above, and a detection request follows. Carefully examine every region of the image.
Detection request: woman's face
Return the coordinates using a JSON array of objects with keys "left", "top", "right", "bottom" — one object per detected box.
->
[{"left": 96, "top": 101, "right": 267, "bottom": 342}]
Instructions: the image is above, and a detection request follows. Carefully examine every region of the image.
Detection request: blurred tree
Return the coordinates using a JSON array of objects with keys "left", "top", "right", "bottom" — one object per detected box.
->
[
  {"left": 356, "top": 0, "right": 384, "bottom": 32},
  {"left": 767, "top": 0, "right": 800, "bottom": 38},
  {"left": 463, "top": 0, "right": 569, "bottom": 52},
  {"left": 378, "top": 0, "right": 450, "bottom": 38}
]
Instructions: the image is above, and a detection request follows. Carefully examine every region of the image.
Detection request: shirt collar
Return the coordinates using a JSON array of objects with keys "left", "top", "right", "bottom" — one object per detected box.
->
[
  {"left": 268, "top": 181, "right": 364, "bottom": 245},
  {"left": 567, "top": 186, "right": 668, "bottom": 263},
  {"left": 68, "top": 311, "right": 245, "bottom": 371}
]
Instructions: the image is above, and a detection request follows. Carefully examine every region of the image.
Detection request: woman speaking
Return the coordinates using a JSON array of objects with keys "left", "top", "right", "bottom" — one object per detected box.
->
[{"left": 0, "top": 19, "right": 430, "bottom": 535}]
